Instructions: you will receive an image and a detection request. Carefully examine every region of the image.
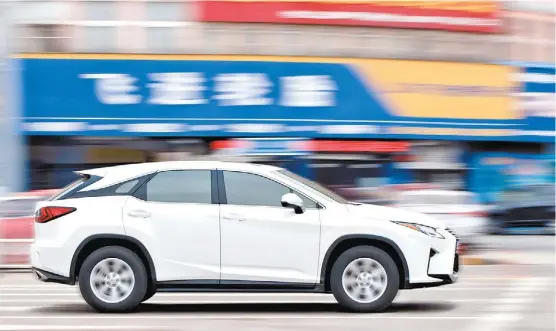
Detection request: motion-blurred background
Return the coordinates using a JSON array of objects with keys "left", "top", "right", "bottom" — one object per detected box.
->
[{"left": 0, "top": 0, "right": 554, "bottom": 267}]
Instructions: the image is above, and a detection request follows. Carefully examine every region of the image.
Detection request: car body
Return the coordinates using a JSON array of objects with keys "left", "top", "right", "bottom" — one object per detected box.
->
[
  {"left": 393, "top": 189, "right": 488, "bottom": 248},
  {"left": 489, "top": 184, "right": 555, "bottom": 235},
  {"left": 31, "top": 161, "right": 459, "bottom": 313}
]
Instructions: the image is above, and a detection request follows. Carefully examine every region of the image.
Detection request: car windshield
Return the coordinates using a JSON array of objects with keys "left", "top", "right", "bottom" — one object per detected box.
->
[
  {"left": 276, "top": 170, "right": 349, "bottom": 204},
  {"left": 401, "top": 193, "right": 473, "bottom": 205}
]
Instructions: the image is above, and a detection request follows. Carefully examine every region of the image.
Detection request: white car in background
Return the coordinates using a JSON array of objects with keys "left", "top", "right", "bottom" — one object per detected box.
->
[
  {"left": 394, "top": 189, "right": 488, "bottom": 248},
  {"left": 31, "top": 161, "right": 459, "bottom": 313},
  {"left": 0, "top": 190, "right": 58, "bottom": 225}
]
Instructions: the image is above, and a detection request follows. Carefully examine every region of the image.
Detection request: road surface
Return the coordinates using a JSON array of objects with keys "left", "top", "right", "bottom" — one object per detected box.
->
[{"left": 0, "top": 264, "right": 553, "bottom": 331}]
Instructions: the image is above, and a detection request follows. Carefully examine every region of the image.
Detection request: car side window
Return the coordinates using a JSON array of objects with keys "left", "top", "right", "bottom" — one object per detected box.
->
[
  {"left": 145, "top": 170, "right": 212, "bottom": 204},
  {"left": 222, "top": 171, "right": 316, "bottom": 208},
  {"left": 115, "top": 179, "right": 139, "bottom": 194}
]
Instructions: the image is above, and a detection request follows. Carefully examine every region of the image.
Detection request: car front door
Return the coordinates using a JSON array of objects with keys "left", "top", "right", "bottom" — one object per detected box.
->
[
  {"left": 218, "top": 170, "right": 321, "bottom": 285},
  {"left": 122, "top": 169, "right": 220, "bottom": 282}
]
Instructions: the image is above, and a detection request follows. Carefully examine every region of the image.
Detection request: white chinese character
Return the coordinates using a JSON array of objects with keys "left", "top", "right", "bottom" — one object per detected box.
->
[
  {"left": 148, "top": 72, "right": 207, "bottom": 105},
  {"left": 281, "top": 75, "right": 336, "bottom": 107},
  {"left": 213, "top": 73, "right": 273, "bottom": 106},
  {"left": 80, "top": 73, "right": 141, "bottom": 105}
]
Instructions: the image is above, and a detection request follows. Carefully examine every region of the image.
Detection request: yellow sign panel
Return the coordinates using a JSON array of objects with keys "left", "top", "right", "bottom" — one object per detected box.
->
[
  {"left": 87, "top": 148, "right": 146, "bottom": 163},
  {"left": 357, "top": 60, "right": 519, "bottom": 120}
]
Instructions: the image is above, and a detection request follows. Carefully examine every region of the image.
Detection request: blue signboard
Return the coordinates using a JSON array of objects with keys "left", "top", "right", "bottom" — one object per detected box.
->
[
  {"left": 469, "top": 152, "right": 555, "bottom": 204},
  {"left": 19, "top": 55, "right": 555, "bottom": 142}
]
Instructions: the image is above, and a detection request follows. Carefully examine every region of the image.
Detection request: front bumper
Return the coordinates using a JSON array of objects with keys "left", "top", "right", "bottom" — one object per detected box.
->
[{"left": 406, "top": 253, "right": 459, "bottom": 289}]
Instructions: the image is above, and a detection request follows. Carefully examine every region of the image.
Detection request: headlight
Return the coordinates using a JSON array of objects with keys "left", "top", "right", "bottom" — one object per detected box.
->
[{"left": 392, "top": 221, "right": 445, "bottom": 239}]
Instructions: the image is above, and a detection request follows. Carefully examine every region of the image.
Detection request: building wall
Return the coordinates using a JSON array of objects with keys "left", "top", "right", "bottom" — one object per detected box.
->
[
  {"left": 13, "top": 1, "right": 554, "bottom": 64},
  {"left": 505, "top": 10, "right": 555, "bottom": 63}
]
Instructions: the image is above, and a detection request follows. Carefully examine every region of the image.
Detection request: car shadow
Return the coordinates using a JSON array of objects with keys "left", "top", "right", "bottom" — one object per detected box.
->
[{"left": 33, "top": 302, "right": 456, "bottom": 314}]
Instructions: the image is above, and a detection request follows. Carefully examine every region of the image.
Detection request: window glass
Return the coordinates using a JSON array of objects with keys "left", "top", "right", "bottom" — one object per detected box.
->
[
  {"left": 276, "top": 169, "right": 349, "bottom": 204},
  {"left": 49, "top": 175, "right": 87, "bottom": 200},
  {"left": 115, "top": 179, "right": 139, "bottom": 194},
  {"left": 146, "top": 170, "right": 211, "bottom": 204},
  {"left": 145, "top": 27, "right": 178, "bottom": 53},
  {"left": 145, "top": 2, "right": 183, "bottom": 21},
  {"left": 78, "top": 26, "right": 116, "bottom": 52},
  {"left": 82, "top": 1, "right": 116, "bottom": 21},
  {"left": 223, "top": 171, "right": 315, "bottom": 208}
]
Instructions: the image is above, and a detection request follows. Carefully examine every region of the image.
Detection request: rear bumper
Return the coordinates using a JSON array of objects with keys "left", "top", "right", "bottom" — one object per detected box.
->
[{"left": 32, "top": 267, "right": 74, "bottom": 285}]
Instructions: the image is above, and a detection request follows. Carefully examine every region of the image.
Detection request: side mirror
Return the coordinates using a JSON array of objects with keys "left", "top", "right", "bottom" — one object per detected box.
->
[{"left": 281, "top": 193, "right": 304, "bottom": 214}]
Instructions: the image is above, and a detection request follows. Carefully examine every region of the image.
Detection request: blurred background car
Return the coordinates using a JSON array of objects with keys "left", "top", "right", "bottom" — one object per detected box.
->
[
  {"left": 0, "top": 190, "right": 57, "bottom": 266},
  {"left": 393, "top": 189, "right": 488, "bottom": 251},
  {"left": 488, "top": 184, "right": 556, "bottom": 235},
  {"left": 0, "top": 190, "right": 58, "bottom": 230}
]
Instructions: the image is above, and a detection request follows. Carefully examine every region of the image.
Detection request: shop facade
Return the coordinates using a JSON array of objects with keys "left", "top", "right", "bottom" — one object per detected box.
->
[{"left": 19, "top": 54, "right": 555, "bottom": 204}]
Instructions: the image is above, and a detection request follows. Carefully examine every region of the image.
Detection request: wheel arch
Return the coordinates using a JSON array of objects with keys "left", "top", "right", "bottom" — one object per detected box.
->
[
  {"left": 320, "top": 235, "right": 410, "bottom": 291},
  {"left": 69, "top": 234, "right": 157, "bottom": 291}
]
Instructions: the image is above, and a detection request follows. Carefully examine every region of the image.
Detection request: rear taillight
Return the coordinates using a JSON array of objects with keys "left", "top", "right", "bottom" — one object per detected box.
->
[{"left": 35, "top": 207, "right": 76, "bottom": 223}]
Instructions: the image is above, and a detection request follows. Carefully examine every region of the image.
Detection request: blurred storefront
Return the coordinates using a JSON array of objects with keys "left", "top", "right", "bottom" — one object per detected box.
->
[
  {"left": 19, "top": 55, "right": 552, "bottom": 141},
  {"left": 210, "top": 138, "right": 410, "bottom": 204},
  {"left": 18, "top": 55, "right": 555, "bottom": 198},
  {"left": 28, "top": 137, "right": 209, "bottom": 189}
]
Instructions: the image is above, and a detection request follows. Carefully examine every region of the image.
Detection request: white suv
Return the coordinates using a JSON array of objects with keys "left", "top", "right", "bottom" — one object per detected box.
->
[{"left": 31, "top": 161, "right": 459, "bottom": 313}]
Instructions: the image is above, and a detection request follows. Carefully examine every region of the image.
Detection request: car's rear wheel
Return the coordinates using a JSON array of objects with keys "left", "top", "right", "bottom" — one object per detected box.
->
[
  {"left": 330, "top": 246, "right": 399, "bottom": 312},
  {"left": 79, "top": 246, "right": 147, "bottom": 313},
  {"left": 142, "top": 288, "right": 156, "bottom": 302}
]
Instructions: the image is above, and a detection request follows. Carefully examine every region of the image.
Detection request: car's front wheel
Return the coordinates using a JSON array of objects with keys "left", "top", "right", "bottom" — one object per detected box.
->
[
  {"left": 330, "top": 246, "right": 399, "bottom": 312},
  {"left": 79, "top": 246, "right": 147, "bottom": 313}
]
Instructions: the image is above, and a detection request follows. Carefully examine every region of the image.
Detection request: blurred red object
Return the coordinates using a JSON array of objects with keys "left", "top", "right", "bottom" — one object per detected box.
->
[
  {"left": 0, "top": 189, "right": 59, "bottom": 240},
  {"left": 389, "top": 183, "right": 437, "bottom": 191},
  {"left": 197, "top": 0, "right": 501, "bottom": 33},
  {"left": 211, "top": 139, "right": 409, "bottom": 153}
]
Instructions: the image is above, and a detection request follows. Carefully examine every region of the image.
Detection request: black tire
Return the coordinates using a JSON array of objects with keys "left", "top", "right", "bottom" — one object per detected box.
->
[
  {"left": 330, "top": 246, "right": 399, "bottom": 312},
  {"left": 142, "top": 288, "right": 156, "bottom": 302},
  {"left": 78, "top": 246, "right": 148, "bottom": 313}
]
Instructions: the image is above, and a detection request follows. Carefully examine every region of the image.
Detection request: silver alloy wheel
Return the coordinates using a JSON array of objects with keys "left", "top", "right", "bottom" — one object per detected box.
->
[
  {"left": 341, "top": 257, "right": 388, "bottom": 304},
  {"left": 89, "top": 258, "right": 135, "bottom": 304}
]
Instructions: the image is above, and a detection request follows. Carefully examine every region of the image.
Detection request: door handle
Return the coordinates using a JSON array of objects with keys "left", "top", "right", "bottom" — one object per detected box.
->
[
  {"left": 127, "top": 210, "right": 151, "bottom": 218},
  {"left": 222, "top": 214, "right": 245, "bottom": 222}
]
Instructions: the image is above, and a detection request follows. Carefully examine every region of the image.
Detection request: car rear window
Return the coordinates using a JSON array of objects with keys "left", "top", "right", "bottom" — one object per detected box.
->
[{"left": 49, "top": 174, "right": 91, "bottom": 201}]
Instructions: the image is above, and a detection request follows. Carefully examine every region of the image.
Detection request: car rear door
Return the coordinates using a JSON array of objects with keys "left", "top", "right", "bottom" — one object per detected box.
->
[
  {"left": 122, "top": 169, "right": 221, "bottom": 282},
  {"left": 218, "top": 170, "right": 321, "bottom": 285}
]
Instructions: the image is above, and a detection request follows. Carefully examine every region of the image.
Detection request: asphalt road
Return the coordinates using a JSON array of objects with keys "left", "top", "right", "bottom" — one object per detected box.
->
[{"left": 0, "top": 236, "right": 554, "bottom": 331}]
